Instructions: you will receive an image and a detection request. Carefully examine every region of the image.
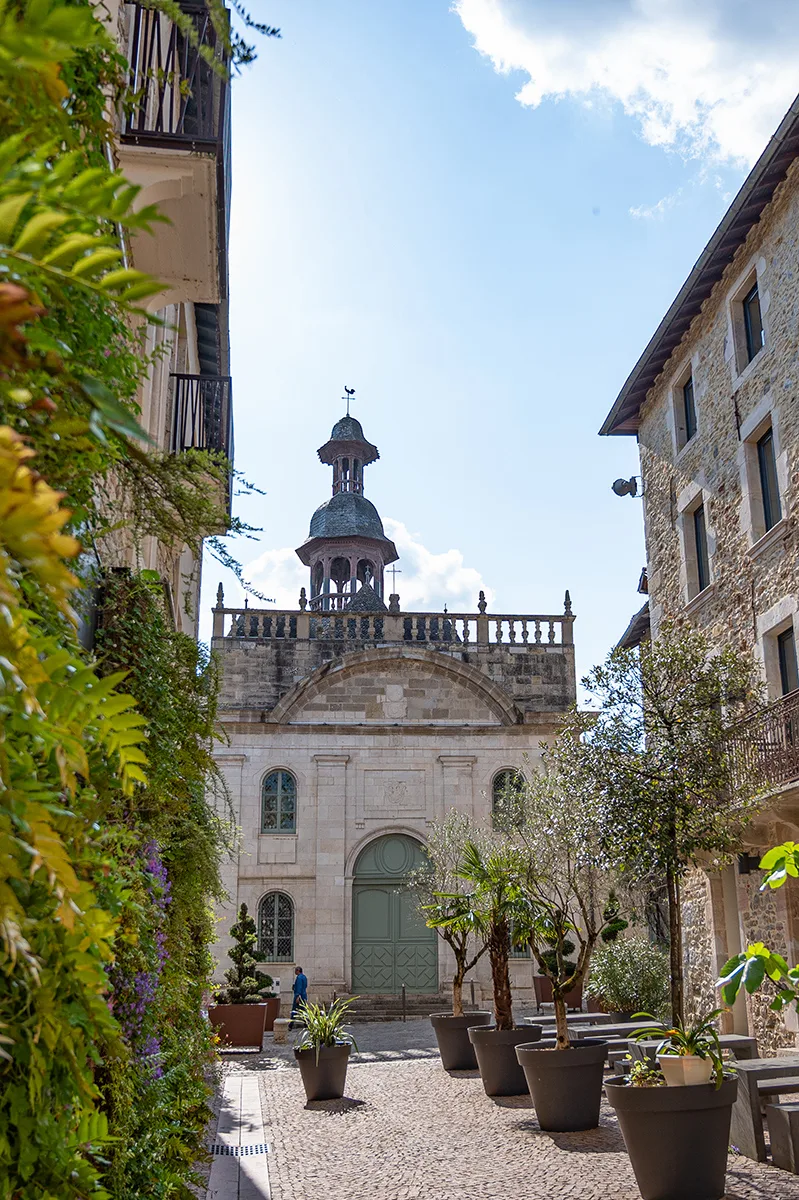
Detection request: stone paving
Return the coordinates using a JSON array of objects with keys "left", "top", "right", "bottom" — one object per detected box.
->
[{"left": 216, "top": 1018, "right": 799, "bottom": 1200}]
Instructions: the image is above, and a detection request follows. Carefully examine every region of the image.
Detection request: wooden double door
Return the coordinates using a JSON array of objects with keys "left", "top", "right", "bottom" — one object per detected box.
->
[{"left": 351, "top": 835, "right": 437, "bottom": 994}]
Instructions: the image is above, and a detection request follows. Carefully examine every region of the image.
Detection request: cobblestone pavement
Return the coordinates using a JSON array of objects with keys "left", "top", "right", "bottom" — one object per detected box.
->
[{"left": 230, "top": 1019, "right": 799, "bottom": 1200}]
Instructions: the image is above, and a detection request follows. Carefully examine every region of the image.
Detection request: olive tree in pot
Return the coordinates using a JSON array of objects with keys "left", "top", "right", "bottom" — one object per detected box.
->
[
  {"left": 294, "top": 997, "right": 359, "bottom": 1101},
  {"left": 435, "top": 834, "right": 540, "bottom": 1097},
  {"left": 409, "top": 811, "right": 491, "bottom": 1070},
  {"left": 506, "top": 750, "right": 621, "bottom": 1132},
  {"left": 606, "top": 1013, "right": 737, "bottom": 1200},
  {"left": 209, "top": 903, "right": 277, "bottom": 1048}
]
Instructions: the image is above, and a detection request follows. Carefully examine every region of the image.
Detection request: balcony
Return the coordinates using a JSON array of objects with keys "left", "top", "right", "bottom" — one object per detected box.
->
[
  {"left": 728, "top": 689, "right": 799, "bottom": 792},
  {"left": 171, "top": 373, "right": 233, "bottom": 457},
  {"left": 117, "top": 2, "right": 231, "bottom": 304}
]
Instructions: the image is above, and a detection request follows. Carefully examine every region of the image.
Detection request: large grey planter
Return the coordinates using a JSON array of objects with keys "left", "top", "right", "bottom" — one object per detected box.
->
[
  {"left": 294, "top": 1043, "right": 351, "bottom": 1101},
  {"left": 429, "top": 1012, "right": 492, "bottom": 1071},
  {"left": 516, "top": 1038, "right": 607, "bottom": 1131},
  {"left": 469, "top": 1025, "right": 542, "bottom": 1096},
  {"left": 605, "top": 1076, "right": 738, "bottom": 1200}
]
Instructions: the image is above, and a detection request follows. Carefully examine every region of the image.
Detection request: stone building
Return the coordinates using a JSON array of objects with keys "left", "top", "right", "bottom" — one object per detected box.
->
[
  {"left": 211, "top": 414, "right": 577, "bottom": 1010},
  {"left": 103, "top": 1, "right": 234, "bottom": 633},
  {"left": 601, "top": 95, "right": 799, "bottom": 1049}
]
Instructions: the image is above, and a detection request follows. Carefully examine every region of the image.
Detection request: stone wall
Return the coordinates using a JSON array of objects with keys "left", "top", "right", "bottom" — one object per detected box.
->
[
  {"left": 213, "top": 636, "right": 576, "bottom": 721},
  {"left": 633, "top": 157, "right": 799, "bottom": 1050},
  {"left": 681, "top": 869, "right": 718, "bottom": 1022}
]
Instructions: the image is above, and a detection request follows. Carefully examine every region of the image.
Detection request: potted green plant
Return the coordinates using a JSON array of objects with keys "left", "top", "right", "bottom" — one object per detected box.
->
[
  {"left": 410, "top": 812, "right": 491, "bottom": 1070},
  {"left": 584, "top": 936, "right": 670, "bottom": 1022},
  {"left": 501, "top": 751, "right": 614, "bottom": 1131},
  {"left": 606, "top": 1011, "right": 738, "bottom": 1200},
  {"left": 293, "top": 997, "right": 359, "bottom": 1101},
  {"left": 533, "top": 934, "right": 583, "bottom": 1012},
  {"left": 436, "top": 835, "right": 540, "bottom": 1096},
  {"left": 208, "top": 903, "right": 276, "bottom": 1048}
]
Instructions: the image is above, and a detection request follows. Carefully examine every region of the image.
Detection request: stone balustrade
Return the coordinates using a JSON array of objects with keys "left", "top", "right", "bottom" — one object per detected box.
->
[{"left": 211, "top": 589, "right": 574, "bottom": 648}]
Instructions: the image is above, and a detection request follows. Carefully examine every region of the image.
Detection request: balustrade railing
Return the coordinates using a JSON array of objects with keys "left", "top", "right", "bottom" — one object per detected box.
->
[
  {"left": 212, "top": 598, "right": 574, "bottom": 647},
  {"left": 728, "top": 689, "right": 799, "bottom": 791}
]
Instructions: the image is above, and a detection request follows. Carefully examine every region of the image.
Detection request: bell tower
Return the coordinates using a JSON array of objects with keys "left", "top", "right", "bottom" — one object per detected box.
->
[{"left": 295, "top": 408, "right": 398, "bottom": 612}]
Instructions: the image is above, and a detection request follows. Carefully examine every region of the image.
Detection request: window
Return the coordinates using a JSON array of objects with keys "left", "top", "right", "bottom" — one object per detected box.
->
[
  {"left": 261, "top": 769, "right": 296, "bottom": 833},
  {"left": 509, "top": 927, "right": 530, "bottom": 959},
  {"left": 778, "top": 628, "right": 799, "bottom": 697},
  {"left": 682, "top": 376, "right": 697, "bottom": 443},
  {"left": 743, "top": 282, "right": 764, "bottom": 363},
  {"left": 693, "top": 504, "right": 710, "bottom": 594},
  {"left": 756, "top": 427, "right": 781, "bottom": 533},
  {"left": 258, "top": 892, "right": 294, "bottom": 962},
  {"left": 492, "top": 769, "right": 524, "bottom": 827}
]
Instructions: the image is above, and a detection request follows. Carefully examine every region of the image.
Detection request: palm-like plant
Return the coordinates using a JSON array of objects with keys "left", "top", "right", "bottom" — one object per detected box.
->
[
  {"left": 632, "top": 1009, "right": 725, "bottom": 1086},
  {"left": 295, "top": 998, "right": 359, "bottom": 1062},
  {"left": 412, "top": 810, "right": 488, "bottom": 1016},
  {"left": 432, "top": 837, "right": 527, "bottom": 1031}
]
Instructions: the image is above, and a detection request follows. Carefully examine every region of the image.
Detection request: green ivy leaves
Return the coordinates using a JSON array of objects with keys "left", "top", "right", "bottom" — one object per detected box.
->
[{"left": 0, "top": 139, "right": 164, "bottom": 311}]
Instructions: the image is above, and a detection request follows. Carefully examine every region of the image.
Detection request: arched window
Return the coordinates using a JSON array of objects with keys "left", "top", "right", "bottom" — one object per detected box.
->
[
  {"left": 261, "top": 769, "right": 297, "bottom": 833},
  {"left": 258, "top": 892, "right": 294, "bottom": 962},
  {"left": 492, "top": 768, "right": 524, "bottom": 828}
]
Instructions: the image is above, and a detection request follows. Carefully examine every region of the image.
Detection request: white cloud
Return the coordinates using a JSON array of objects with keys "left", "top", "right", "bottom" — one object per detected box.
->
[
  {"left": 629, "top": 186, "right": 683, "bottom": 220},
  {"left": 453, "top": 0, "right": 799, "bottom": 165},
  {"left": 229, "top": 521, "right": 493, "bottom": 614}
]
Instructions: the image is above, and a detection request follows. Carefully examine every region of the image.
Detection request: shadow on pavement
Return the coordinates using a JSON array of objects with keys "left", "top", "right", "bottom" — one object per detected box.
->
[{"left": 303, "top": 1096, "right": 368, "bottom": 1115}]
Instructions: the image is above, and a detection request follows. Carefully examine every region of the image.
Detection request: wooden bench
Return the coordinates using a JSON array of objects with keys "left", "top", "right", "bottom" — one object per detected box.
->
[{"left": 766, "top": 1102, "right": 799, "bottom": 1173}]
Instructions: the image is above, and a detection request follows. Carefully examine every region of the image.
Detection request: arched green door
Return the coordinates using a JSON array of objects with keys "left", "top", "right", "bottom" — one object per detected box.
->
[{"left": 351, "top": 835, "right": 438, "bottom": 993}]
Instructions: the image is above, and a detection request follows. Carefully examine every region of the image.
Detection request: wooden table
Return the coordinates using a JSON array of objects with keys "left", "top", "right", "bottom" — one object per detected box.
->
[
  {"left": 571, "top": 1022, "right": 664, "bottom": 1040},
  {"left": 730, "top": 1055, "right": 799, "bottom": 1162},
  {"left": 631, "top": 1034, "right": 758, "bottom": 1064},
  {"left": 523, "top": 1012, "right": 621, "bottom": 1027}
]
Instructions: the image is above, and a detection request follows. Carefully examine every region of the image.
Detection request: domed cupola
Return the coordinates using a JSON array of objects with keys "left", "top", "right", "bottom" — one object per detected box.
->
[{"left": 296, "top": 399, "right": 398, "bottom": 611}]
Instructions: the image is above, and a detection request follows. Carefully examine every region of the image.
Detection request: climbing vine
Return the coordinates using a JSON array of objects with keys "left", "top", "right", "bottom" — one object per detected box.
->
[{"left": 0, "top": 1, "right": 268, "bottom": 1195}]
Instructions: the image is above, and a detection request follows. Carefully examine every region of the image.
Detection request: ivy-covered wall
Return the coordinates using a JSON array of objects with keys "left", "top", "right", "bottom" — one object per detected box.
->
[{"left": 0, "top": 3, "right": 243, "bottom": 1196}]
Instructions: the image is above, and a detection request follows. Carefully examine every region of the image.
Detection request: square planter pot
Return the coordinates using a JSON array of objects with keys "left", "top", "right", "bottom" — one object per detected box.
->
[
  {"left": 533, "top": 976, "right": 583, "bottom": 1012},
  {"left": 606, "top": 1076, "right": 738, "bottom": 1200},
  {"left": 516, "top": 1039, "right": 607, "bottom": 1131},
  {"left": 294, "top": 1043, "right": 351, "bottom": 1101},
  {"left": 657, "top": 1054, "right": 713, "bottom": 1087},
  {"left": 468, "top": 1025, "right": 542, "bottom": 1096},
  {"left": 208, "top": 1003, "right": 267, "bottom": 1048},
  {"left": 430, "top": 1012, "right": 492, "bottom": 1071}
]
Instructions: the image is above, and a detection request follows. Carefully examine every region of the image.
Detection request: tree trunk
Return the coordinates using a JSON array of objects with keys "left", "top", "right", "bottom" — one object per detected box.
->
[
  {"left": 666, "top": 866, "right": 683, "bottom": 1026},
  {"left": 452, "top": 960, "right": 464, "bottom": 1017},
  {"left": 489, "top": 928, "right": 513, "bottom": 1031},
  {"left": 554, "top": 992, "right": 570, "bottom": 1049}
]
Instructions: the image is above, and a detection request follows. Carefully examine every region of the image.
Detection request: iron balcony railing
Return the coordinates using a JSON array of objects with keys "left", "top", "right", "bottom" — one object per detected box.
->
[
  {"left": 728, "top": 688, "right": 799, "bottom": 792},
  {"left": 170, "top": 373, "right": 232, "bottom": 457},
  {"left": 122, "top": 2, "right": 232, "bottom": 296},
  {"left": 123, "top": 2, "right": 230, "bottom": 149}
]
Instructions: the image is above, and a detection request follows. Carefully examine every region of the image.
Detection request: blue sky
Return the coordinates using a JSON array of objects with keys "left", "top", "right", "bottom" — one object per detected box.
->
[{"left": 200, "top": 0, "right": 799, "bottom": 683}]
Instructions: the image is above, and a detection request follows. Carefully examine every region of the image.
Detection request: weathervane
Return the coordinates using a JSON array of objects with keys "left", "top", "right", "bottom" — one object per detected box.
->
[{"left": 343, "top": 385, "right": 355, "bottom": 416}]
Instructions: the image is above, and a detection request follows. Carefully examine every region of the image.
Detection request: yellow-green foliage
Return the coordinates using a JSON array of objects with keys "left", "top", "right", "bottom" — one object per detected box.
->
[{"left": 0, "top": 2, "right": 238, "bottom": 1196}]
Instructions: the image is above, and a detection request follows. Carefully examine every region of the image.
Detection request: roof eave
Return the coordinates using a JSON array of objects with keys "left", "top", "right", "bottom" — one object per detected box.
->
[{"left": 600, "top": 92, "right": 799, "bottom": 438}]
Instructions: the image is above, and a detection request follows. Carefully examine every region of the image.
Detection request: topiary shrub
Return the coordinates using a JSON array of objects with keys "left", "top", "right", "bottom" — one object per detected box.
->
[
  {"left": 214, "top": 904, "right": 275, "bottom": 1004},
  {"left": 585, "top": 935, "right": 670, "bottom": 1018}
]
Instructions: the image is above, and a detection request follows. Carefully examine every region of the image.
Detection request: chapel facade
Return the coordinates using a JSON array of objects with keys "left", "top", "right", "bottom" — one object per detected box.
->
[{"left": 211, "top": 413, "right": 577, "bottom": 1010}]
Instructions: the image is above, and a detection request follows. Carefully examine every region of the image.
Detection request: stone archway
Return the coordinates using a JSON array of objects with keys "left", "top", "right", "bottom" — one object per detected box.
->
[{"left": 351, "top": 834, "right": 437, "bottom": 994}]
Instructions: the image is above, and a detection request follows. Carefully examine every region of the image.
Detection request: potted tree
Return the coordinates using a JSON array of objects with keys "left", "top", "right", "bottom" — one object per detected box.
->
[
  {"left": 584, "top": 936, "right": 670, "bottom": 1022},
  {"left": 435, "top": 834, "right": 541, "bottom": 1096},
  {"left": 504, "top": 749, "right": 617, "bottom": 1131},
  {"left": 409, "top": 811, "right": 491, "bottom": 1070},
  {"left": 606, "top": 1013, "right": 737, "bottom": 1200},
  {"left": 208, "top": 903, "right": 277, "bottom": 1048},
  {"left": 294, "top": 997, "right": 358, "bottom": 1101},
  {"left": 575, "top": 625, "right": 763, "bottom": 1026}
]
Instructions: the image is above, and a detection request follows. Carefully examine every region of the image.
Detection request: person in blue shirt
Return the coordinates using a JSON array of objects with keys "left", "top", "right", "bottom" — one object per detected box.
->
[{"left": 290, "top": 966, "right": 308, "bottom": 1027}]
